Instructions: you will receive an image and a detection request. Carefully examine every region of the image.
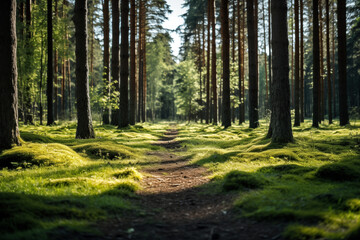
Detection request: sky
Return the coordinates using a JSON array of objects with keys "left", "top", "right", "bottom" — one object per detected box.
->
[{"left": 162, "top": 0, "right": 187, "bottom": 58}]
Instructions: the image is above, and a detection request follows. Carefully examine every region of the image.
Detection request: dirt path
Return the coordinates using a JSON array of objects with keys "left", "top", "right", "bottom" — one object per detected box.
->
[{"left": 100, "top": 126, "right": 285, "bottom": 240}]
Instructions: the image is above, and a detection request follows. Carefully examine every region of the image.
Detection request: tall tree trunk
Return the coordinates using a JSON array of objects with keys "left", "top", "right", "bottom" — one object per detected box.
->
[
  {"left": 119, "top": 0, "right": 129, "bottom": 128},
  {"left": 237, "top": 0, "right": 242, "bottom": 124},
  {"left": 39, "top": 31, "right": 44, "bottom": 125},
  {"left": 313, "top": 0, "right": 320, "bottom": 128},
  {"left": 294, "top": 0, "right": 300, "bottom": 126},
  {"left": 129, "top": 0, "right": 136, "bottom": 125},
  {"left": 47, "top": 0, "right": 54, "bottom": 125},
  {"left": 337, "top": 0, "right": 349, "bottom": 126},
  {"left": 54, "top": 0, "right": 58, "bottom": 121},
  {"left": 138, "top": 0, "right": 144, "bottom": 123},
  {"left": 111, "top": 0, "right": 120, "bottom": 125},
  {"left": 331, "top": 0, "right": 336, "bottom": 118},
  {"left": 24, "top": 0, "right": 33, "bottom": 125},
  {"left": 241, "top": 0, "right": 245, "bottom": 123},
  {"left": 142, "top": 13, "right": 147, "bottom": 123},
  {"left": 0, "top": 0, "right": 21, "bottom": 150},
  {"left": 319, "top": 0, "right": 324, "bottom": 122},
  {"left": 269, "top": 0, "right": 293, "bottom": 143},
  {"left": 74, "top": 0, "right": 95, "bottom": 139},
  {"left": 102, "top": 0, "right": 110, "bottom": 124},
  {"left": 67, "top": 56, "right": 72, "bottom": 121},
  {"left": 221, "top": 0, "right": 231, "bottom": 128},
  {"left": 206, "top": 0, "right": 211, "bottom": 124},
  {"left": 300, "top": 0, "right": 304, "bottom": 122},
  {"left": 247, "top": 0, "right": 259, "bottom": 128},
  {"left": 325, "top": 0, "right": 332, "bottom": 124},
  {"left": 262, "top": 0, "right": 268, "bottom": 108},
  {"left": 211, "top": 0, "right": 217, "bottom": 124}
]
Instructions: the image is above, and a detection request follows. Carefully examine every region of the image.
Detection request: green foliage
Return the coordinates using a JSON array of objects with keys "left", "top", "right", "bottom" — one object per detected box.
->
[
  {"left": 174, "top": 58, "right": 201, "bottom": 120},
  {"left": 72, "top": 142, "right": 136, "bottom": 160}
]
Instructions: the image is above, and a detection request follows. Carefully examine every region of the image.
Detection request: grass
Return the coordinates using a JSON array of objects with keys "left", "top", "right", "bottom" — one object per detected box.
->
[
  {"left": 1, "top": 120, "right": 360, "bottom": 239},
  {"left": 176, "top": 120, "right": 360, "bottom": 240},
  {"left": 0, "top": 122, "right": 165, "bottom": 239}
]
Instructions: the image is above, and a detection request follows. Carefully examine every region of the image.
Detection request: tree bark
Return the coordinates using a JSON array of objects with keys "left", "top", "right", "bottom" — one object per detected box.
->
[
  {"left": 47, "top": 0, "right": 55, "bottom": 125},
  {"left": 269, "top": 0, "right": 293, "bottom": 143},
  {"left": 111, "top": 0, "right": 120, "bottom": 125},
  {"left": 0, "top": 0, "right": 21, "bottom": 150},
  {"left": 237, "top": 0, "right": 243, "bottom": 124},
  {"left": 337, "top": 0, "right": 348, "bottom": 126},
  {"left": 221, "top": 0, "right": 231, "bottom": 128},
  {"left": 206, "top": 0, "right": 211, "bottom": 124},
  {"left": 211, "top": 0, "right": 217, "bottom": 124},
  {"left": 138, "top": 0, "right": 143, "bottom": 123},
  {"left": 54, "top": 0, "right": 58, "bottom": 121},
  {"left": 294, "top": 0, "right": 300, "bottom": 126},
  {"left": 119, "top": 0, "right": 129, "bottom": 128},
  {"left": 300, "top": 0, "right": 304, "bottom": 122},
  {"left": 247, "top": 0, "right": 259, "bottom": 128},
  {"left": 74, "top": 0, "right": 95, "bottom": 139},
  {"left": 325, "top": 0, "right": 332, "bottom": 124},
  {"left": 313, "top": 0, "right": 320, "bottom": 128},
  {"left": 102, "top": 0, "right": 110, "bottom": 124},
  {"left": 129, "top": 0, "right": 136, "bottom": 125}
]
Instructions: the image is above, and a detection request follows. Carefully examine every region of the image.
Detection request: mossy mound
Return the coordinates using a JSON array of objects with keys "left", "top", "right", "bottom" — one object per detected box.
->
[
  {"left": 258, "top": 164, "right": 315, "bottom": 175},
  {"left": 105, "top": 180, "right": 141, "bottom": 196},
  {"left": 45, "top": 177, "right": 89, "bottom": 187},
  {"left": 315, "top": 162, "right": 359, "bottom": 181},
  {"left": 20, "top": 131, "right": 54, "bottom": 143},
  {"left": 73, "top": 142, "right": 135, "bottom": 160},
  {"left": 223, "top": 170, "right": 267, "bottom": 191},
  {"left": 113, "top": 168, "right": 142, "bottom": 181},
  {"left": 0, "top": 143, "right": 84, "bottom": 169}
]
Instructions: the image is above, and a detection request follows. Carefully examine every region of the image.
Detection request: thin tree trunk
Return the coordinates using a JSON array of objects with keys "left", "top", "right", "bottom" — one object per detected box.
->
[
  {"left": 294, "top": 0, "right": 300, "bottom": 126},
  {"left": 211, "top": 0, "right": 217, "bottom": 124},
  {"left": 237, "top": 0, "right": 243, "bottom": 124},
  {"left": 39, "top": 31, "right": 44, "bottom": 125},
  {"left": 0, "top": 0, "right": 21, "bottom": 150},
  {"left": 337, "top": 0, "right": 349, "bottom": 126},
  {"left": 142, "top": 15, "right": 147, "bottom": 123},
  {"left": 138, "top": 0, "right": 143, "bottom": 123},
  {"left": 319, "top": 0, "right": 324, "bottom": 122},
  {"left": 74, "top": 0, "right": 95, "bottom": 139},
  {"left": 300, "top": 0, "right": 304, "bottom": 122},
  {"left": 326, "top": 0, "right": 332, "bottom": 124},
  {"left": 111, "top": 0, "right": 120, "bottom": 125},
  {"left": 102, "top": 0, "right": 110, "bottom": 124},
  {"left": 47, "top": 0, "right": 54, "bottom": 125},
  {"left": 247, "top": 0, "right": 259, "bottom": 128},
  {"left": 129, "top": 0, "right": 136, "bottom": 125},
  {"left": 269, "top": 0, "right": 293, "bottom": 143},
  {"left": 206, "top": 0, "right": 211, "bottom": 124},
  {"left": 331, "top": 0, "right": 336, "bottom": 118},
  {"left": 54, "top": 0, "right": 58, "bottom": 121},
  {"left": 221, "top": 0, "right": 231, "bottom": 128},
  {"left": 313, "top": 0, "right": 320, "bottom": 128},
  {"left": 241, "top": 0, "right": 245, "bottom": 123},
  {"left": 262, "top": 0, "right": 268, "bottom": 108},
  {"left": 119, "top": 0, "right": 129, "bottom": 128}
]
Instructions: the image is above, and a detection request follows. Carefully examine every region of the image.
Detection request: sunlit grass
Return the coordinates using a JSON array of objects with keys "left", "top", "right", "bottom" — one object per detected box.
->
[
  {"left": 0, "top": 122, "right": 164, "bottom": 239},
  {"left": 177, "top": 120, "right": 360, "bottom": 239}
]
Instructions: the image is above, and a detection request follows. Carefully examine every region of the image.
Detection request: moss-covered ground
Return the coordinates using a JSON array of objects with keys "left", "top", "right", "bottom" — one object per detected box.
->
[
  {"left": 0, "top": 122, "right": 165, "bottom": 239},
  {"left": 1, "top": 120, "right": 360, "bottom": 239},
  {"left": 176, "top": 120, "right": 360, "bottom": 240}
]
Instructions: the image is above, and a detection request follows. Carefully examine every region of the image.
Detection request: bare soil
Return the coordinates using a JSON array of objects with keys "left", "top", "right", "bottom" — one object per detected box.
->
[{"left": 98, "top": 126, "right": 285, "bottom": 240}]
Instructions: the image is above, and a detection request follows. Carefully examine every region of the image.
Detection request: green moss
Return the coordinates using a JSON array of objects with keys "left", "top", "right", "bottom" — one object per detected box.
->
[
  {"left": 113, "top": 168, "right": 142, "bottom": 181},
  {"left": 315, "top": 163, "right": 359, "bottom": 181},
  {"left": 0, "top": 143, "right": 84, "bottom": 169},
  {"left": 222, "top": 170, "right": 268, "bottom": 191},
  {"left": 258, "top": 164, "right": 315, "bottom": 175},
  {"left": 283, "top": 224, "right": 328, "bottom": 240},
  {"left": 20, "top": 131, "right": 54, "bottom": 143},
  {"left": 72, "top": 142, "right": 135, "bottom": 159}
]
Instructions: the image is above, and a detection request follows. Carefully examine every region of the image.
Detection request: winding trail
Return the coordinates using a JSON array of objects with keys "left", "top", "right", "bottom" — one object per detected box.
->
[{"left": 100, "top": 126, "right": 284, "bottom": 240}]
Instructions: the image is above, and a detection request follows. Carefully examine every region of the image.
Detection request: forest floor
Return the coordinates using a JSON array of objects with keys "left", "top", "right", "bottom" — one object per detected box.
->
[
  {"left": 1, "top": 120, "right": 360, "bottom": 240},
  {"left": 99, "top": 125, "right": 284, "bottom": 240}
]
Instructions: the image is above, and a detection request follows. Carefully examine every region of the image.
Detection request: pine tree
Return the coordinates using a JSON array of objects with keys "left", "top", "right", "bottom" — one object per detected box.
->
[
  {"left": 0, "top": 0, "right": 21, "bottom": 150},
  {"left": 102, "top": 0, "right": 110, "bottom": 124},
  {"left": 111, "top": 0, "right": 120, "bottom": 125},
  {"left": 269, "top": 0, "right": 293, "bottom": 143},
  {"left": 47, "top": 0, "right": 55, "bottom": 125},
  {"left": 313, "top": 0, "right": 320, "bottom": 128},
  {"left": 119, "top": 0, "right": 129, "bottom": 128},
  {"left": 74, "top": 0, "right": 95, "bottom": 139},
  {"left": 129, "top": 0, "right": 137, "bottom": 125}
]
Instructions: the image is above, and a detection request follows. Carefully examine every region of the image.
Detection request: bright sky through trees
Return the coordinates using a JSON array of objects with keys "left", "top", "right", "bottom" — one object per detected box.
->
[{"left": 163, "top": 0, "right": 186, "bottom": 58}]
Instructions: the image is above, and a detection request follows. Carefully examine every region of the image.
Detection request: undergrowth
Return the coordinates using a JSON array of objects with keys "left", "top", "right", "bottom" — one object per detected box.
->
[{"left": 177, "top": 120, "right": 360, "bottom": 240}]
